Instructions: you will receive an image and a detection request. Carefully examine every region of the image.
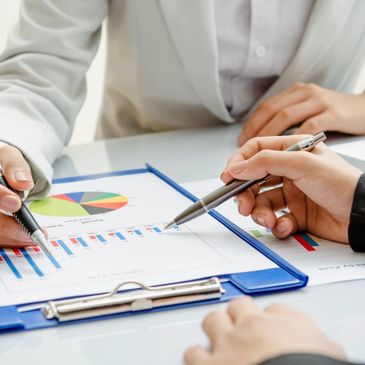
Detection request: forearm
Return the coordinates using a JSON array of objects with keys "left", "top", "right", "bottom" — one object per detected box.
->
[
  {"left": 0, "top": 0, "right": 107, "bottom": 197},
  {"left": 348, "top": 172, "right": 365, "bottom": 251}
]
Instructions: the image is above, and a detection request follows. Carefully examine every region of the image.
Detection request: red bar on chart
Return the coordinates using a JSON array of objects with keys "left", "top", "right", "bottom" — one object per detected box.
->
[
  {"left": 293, "top": 234, "right": 316, "bottom": 252},
  {"left": 50, "top": 240, "right": 59, "bottom": 248},
  {"left": 70, "top": 238, "right": 79, "bottom": 245},
  {"left": 89, "top": 235, "right": 97, "bottom": 240},
  {"left": 12, "top": 248, "right": 22, "bottom": 257},
  {"left": 32, "top": 246, "right": 42, "bottom": 254},
  {"left": 0, "top": 255, "right": 4, "bottom": 263}
]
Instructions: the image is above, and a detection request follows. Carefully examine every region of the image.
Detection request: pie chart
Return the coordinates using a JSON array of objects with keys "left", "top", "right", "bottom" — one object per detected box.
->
[{"left": 29, "top": 192, "right": 128, "bottom": 217}]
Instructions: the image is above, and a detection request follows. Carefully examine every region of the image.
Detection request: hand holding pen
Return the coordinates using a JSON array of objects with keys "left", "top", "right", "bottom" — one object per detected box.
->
[
  {"left": 165, "top": 133, "right": 326, "bottom": 229},
  {"left": 0, "top": 144, "right": 50, "bottom": 253},
  {"left": 166, "top": 134, "right": 363, "bottom": 244}
]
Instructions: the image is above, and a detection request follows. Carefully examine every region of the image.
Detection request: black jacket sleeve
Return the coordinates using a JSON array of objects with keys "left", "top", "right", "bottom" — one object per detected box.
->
[
  {"left": 348, "top": 172, "right": 365, "bottom": 252},
  {"left": 260, "top": 353, "right": 359, "bottom": 365}
]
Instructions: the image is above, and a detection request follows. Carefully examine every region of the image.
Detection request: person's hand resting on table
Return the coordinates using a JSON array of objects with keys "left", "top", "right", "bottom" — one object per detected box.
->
[
  {"left": 184, "top": 297, "right": 346, "bottom": 365},
  {"left": 237, "top": 83, "right": 365, "bottom": 145},
  {"left": 221, "top": 135, "right": 362, "bottom": 243}
]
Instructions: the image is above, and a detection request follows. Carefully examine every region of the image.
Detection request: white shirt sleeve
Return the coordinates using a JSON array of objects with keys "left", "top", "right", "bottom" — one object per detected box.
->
[{"left": 0, "top": 0, "right": 108, "bottom": 198}]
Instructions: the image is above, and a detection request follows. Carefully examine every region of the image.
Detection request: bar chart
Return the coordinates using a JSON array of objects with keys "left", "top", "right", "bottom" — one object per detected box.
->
[
  {"left": 248, "top": 227, "right": 321, "bottom": 252},
  {"left": 0, "top": 223, "right": 168, "bottom": 281}
]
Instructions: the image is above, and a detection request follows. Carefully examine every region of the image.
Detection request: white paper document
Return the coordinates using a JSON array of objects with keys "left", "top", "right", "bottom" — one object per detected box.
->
[
  {"left": 183, "top": 178, "right": 365, "bottom": 286},
  {"left": 0, "top": 171, "right": 276, "bottom": 306},
  {"left": 330, "top": 139, "right": 365, "bottom": 161}
]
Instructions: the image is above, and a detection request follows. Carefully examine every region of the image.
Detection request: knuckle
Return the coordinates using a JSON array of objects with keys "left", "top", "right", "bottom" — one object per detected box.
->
[
  {"left": 305, "top": 83, "right": 321, "bottom": 95},
  {"left": 202, "top": 310, "right": 220, "bottom": 329},
  {"left": 184, "top": 347, "right": 199, "bottom": 364},
  {"left": 303, "top": 118, "right": 320, "bottom": 131},
  {"left": 278, "top": 108, "right": 292, "bottom": 120},
  {"left": 265, "top": 302, "right": 288, "bottom": 313},
  {"left": 259, "top": 101, "right": 275, "bottom": 114},
  {"left": 241, "top": 313, "right": 264, "bottom": 329},
  {"left": 0, "top": 145, "right": 26, "bottom": 164},
  {"left": 0, "top": 145, "right": 21, "bottom": 157},
  {"left": 293, "top": 82, "right": 305, "bottom": 89},
  {"left": 256, "top": 149, "right": 272, "bottom": 161}
]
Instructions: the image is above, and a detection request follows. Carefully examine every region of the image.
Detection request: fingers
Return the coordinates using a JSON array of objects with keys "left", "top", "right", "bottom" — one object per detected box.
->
[
  {"left": 254, "top": 99, "right": 323, "bottom": 138},
  {"left": 249, "top": 188, "right": 286, "bottom": 229},
  {"left": 0, "top": 145, "right": 34, "bottom": 192},
  {"left": 184, "top": 346, "right": 211, "bottom": 365},
  {"left": 0, "top": 213, "right": 33, "bottom": 245},
  {"left": 223, "top": 135, "right": 314, "bottom": 183},
  {"left": 0, "top": 185, "right": 22, "bottom": 212},
  {"left": 238, "top": 85, "right": 307, "bottom": 145},
  {"left": 202, "top": 310, "right": 234, "bottom": 348},
  {"left": 272, "top": 212, "right": 298, "bottom": 239},
  {"left": 227, "top": 297, "right": 260, "bottom": 325},
  {"left": 228, "top": 149, "right": 317, "bottom": 182},
  {"left": 236, "top": 135, "right": 313, "bottom": 161},
  {"left": 297, "top": 113, "right": 331, "bottom": 135}
]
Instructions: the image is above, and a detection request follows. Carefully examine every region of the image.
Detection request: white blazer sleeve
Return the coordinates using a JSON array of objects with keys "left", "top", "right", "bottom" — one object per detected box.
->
[{"left": 0, "top": 0, "right": 108, "bottom": 197}]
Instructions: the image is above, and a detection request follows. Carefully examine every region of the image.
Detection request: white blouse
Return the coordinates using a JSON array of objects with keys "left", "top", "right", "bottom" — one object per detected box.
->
[{"left": 215, "top": 0, "right": 314, "bottom": 117}]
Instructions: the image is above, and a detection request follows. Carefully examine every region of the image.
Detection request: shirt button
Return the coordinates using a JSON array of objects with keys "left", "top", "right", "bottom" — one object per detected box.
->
[{"left": 255, "top": 44, "right": 267, "bottom": 58}]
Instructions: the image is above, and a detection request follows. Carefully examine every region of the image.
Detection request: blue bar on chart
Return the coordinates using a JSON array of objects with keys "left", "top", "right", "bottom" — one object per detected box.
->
[
  {"left": 96, "top": 234, "right": 107, "bottom": 243},
  {"left": 115, "top": 232, "right": 126, "bottom": 241},
  {"left": 57, "top": 240, "right": 74, "bottom": 256},
  {"left": 20, "top": 248, "right": 45, "bottom": 278},
  {"left": 44, "top": 251, "right": 62, "bottom": 270},
  {"left": 77, "top": 237, "right": 89, "bottom": 248},
  {"left": 0, "top": 249, "right": 22, "bottom": 279},
  {"left": 134, "top": 229, "right": 143, "bottom": 236},
  {"left": 153, "top": 227, "right": 162, "bottom": 233}
]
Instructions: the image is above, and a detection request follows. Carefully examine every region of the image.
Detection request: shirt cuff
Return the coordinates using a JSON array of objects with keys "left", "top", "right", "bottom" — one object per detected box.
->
[{"left": 348, "top": 172, "right": 365, "bottom": 252}]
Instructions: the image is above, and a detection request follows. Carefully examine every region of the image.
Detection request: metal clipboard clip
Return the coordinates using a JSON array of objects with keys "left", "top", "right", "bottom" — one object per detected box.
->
[{"left": 42, "top": 277, "right": 224, "bottom": 322}]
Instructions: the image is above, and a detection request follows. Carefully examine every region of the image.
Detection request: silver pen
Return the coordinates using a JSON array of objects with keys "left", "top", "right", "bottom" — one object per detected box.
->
[
  {"left": 0, "top": 171, "right": 51, "bottom": 255},
  {"left": 164, "top": 132, "right": 327, "bottom": 229}
]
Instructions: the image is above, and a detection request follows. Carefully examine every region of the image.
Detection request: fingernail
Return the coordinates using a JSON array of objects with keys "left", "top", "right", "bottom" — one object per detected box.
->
[
  {"left": 220, "top": 170, "right": 227, "bottom": 180},
  {"left": 13, "top": 170, "right": 31, "bottom": 182},
  {"left": 1, "top": 195, "right": 20, "bottom": 211},
  {"left": 230, "top": 161, "right": 247, "bottom": 174},
  {"left": 234, "top": 197, "right": 239, "bottom": 204},
  {"left": 276, "top": 221, "right": 288, "bottom": 234},
  {"left": 256, "top": 215, "right": 265, "bottom": 226}
]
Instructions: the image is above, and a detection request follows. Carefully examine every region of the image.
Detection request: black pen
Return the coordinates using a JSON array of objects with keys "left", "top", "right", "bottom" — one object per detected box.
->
[
  {"left": 164, "top": 132, "right": 326, "bottom": 229},
  {"left": 0, "top": 172, "right": 51, "bottom": 255}
]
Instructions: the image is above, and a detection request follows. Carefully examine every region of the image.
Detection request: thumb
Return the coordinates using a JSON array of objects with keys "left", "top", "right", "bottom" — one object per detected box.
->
[
  {"left": 228, "top": 149, "right": 316, "bottom": 181},
  {"left": 0, "top": 145, "right": 34, "bottom": 192}
]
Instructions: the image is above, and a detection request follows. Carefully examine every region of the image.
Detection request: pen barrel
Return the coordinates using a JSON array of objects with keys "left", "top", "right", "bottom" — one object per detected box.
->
[
  {"left": 202, "top": 178, "right": 264, "bottom": 211},
  {"left": 13, "top": 204, "right": 40, "bottom": 236}
]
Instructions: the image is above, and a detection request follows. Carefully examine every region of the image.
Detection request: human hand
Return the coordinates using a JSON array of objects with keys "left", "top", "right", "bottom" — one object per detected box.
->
[
  {"left": 184, "top": 297, "right": 345, "bottom": 365},
  {"left": 237, "top": 83, "right": 365, "bottom": 145},
  {"left": 0, "top": 145, "right": 35, "bottom": 247},
  {"left": 221, "top": 135, "right": 362, "bottom": 243}
]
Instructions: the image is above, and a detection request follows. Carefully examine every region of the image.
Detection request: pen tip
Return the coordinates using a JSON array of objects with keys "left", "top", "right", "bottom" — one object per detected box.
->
[
  {"left": 32, "top": 231, "right": 52, "bottom": 256},
  {"left": 164, "top": 221, "right": 177, "bottom": 230}
]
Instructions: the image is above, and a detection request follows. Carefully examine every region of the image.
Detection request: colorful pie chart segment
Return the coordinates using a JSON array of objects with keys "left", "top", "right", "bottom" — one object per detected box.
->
[{"left": 29, "top": 192, "right": 128, "bottom": 217}]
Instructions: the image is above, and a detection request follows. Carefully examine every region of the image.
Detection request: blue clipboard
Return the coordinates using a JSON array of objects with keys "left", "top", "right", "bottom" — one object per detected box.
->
[{"left": 0, "top": 165, "right": 308, "bottom": 333}]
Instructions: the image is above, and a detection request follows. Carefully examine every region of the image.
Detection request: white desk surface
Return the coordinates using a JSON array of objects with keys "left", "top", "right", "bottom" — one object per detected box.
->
[{"left": 1, "top": 124, "right": 365, "bottom": 365}]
